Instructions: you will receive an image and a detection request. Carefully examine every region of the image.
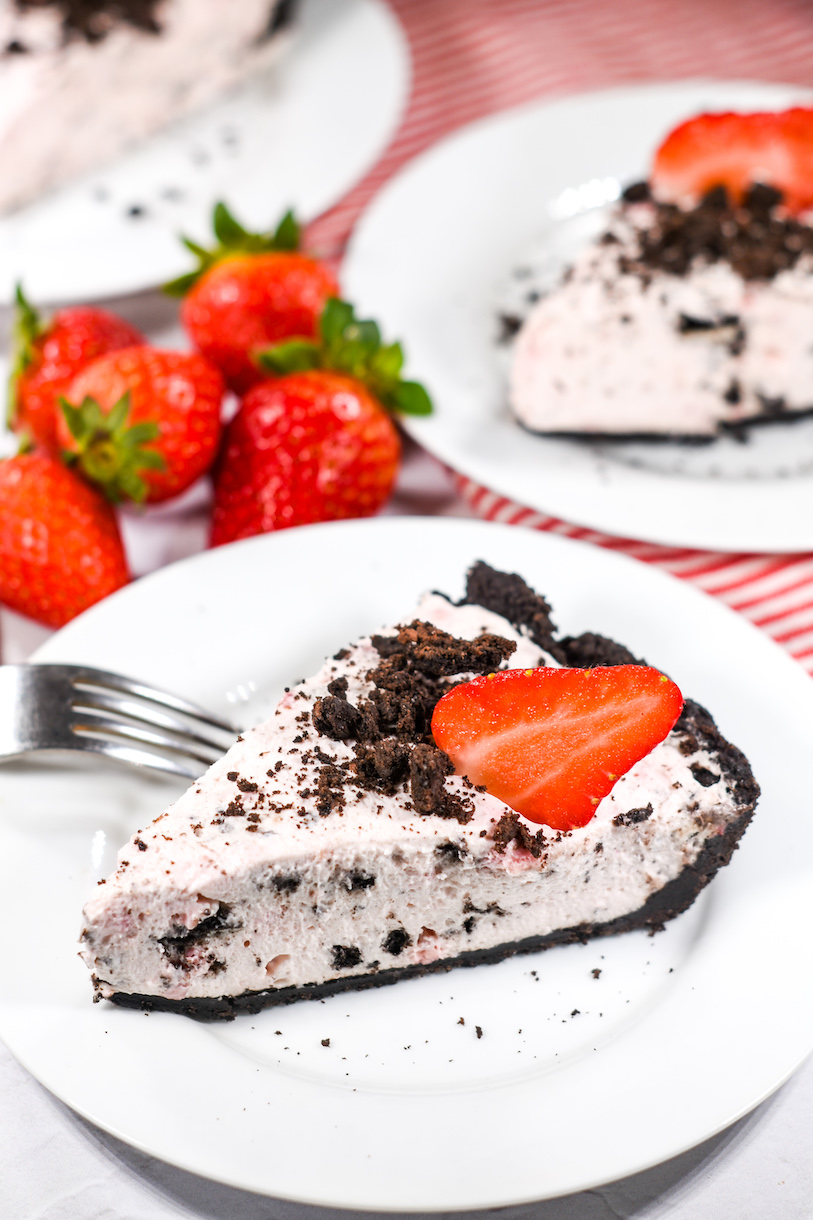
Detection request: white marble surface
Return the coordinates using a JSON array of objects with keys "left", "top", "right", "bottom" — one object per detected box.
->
[{"left": 1, "top": 294, "right": 812, "bottom": 1218}]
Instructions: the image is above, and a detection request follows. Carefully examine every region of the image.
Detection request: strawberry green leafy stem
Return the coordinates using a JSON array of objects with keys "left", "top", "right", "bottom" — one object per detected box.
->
[
  {"left": 164, "top": 202, "right": 301, "bottom": 296},
  {"left": 256, "top": 298, "right": 434, "bottom": 417},
  {"left": 7, "top": 283, "right": 46, "bottom": 429},
  {"left": 60, "top": 393, "right": 164, "bottom": 504}
]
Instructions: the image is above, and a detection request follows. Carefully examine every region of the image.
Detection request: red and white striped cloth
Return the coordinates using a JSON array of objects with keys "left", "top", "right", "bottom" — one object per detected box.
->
[
  {"left": 308, "top": 0, "right": 813, "bottom": 678},
  {"left": 310, "top": 0, "right": 813, "bottom": 257},
  {"left": 456, "top": 475, "right": 813, "bottom": 675}
]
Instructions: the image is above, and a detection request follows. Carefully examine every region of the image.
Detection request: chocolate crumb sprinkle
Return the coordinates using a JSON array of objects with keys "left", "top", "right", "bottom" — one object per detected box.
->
[
  {"left": 613, "top": 804, "right": 653, "bottom": 827},
  {"left": 619, "top": 185, "right": 813, "bottom": 282},
  {"left": 312, "top": 695, "right": 362, "bottom": 741},
  {"left": 16, "top": 0, "right": 163, "bottom": 44},
  {"left": 409, "top": 743, "right": 473, "bottom": 823},
  {"left": 491, "top": 812, "right": 546, "bottom": 857}
]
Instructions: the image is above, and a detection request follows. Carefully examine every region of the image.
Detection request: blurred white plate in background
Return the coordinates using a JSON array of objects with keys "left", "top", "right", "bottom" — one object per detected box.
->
[
  {"left": 344, "top": 80, "right": 813, "bottom": 552},
  {"left": 0, "top": 0, "right": 409, "bottom": 303}
]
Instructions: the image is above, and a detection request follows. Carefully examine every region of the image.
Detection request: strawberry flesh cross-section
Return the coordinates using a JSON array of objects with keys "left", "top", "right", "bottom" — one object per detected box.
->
[
  {"left": 650, "top": 108, "right": 813, "bottom": 214},
  {"left": 431, "top": 666, "right": 684, "bottom": 831}
]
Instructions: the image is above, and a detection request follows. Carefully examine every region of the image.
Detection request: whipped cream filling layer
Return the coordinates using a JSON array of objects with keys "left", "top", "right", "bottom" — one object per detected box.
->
[
  {"left": 0, "top": 0, "right": 286, "bottom": 214},
  {"left": 509, "top": 201, "right": 813, "bottom": 437},
  {"left": 80, "top": 594, "right": 742, "bottom": 1003}
]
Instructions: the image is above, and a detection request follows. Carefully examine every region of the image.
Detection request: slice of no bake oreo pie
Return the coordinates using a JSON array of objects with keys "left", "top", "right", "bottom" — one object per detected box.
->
[{"left": 79, "top": 563, "right": 759, "bottom": 1019}]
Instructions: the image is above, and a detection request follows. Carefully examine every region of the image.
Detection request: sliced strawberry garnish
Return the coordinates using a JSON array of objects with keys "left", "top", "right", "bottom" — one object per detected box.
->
[
  {"left": 651, "top": 108, "right": 813, "bottom": 213},
  {"left": 431, "top": 666, "right": 683, "bottom": 832}
]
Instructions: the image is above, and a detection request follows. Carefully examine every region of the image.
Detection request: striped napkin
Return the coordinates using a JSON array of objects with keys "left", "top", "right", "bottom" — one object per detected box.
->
[
  {"left": 457, "top": 476, "right": 813, "bottom": 675},
  {"left": 308, "top": 0, "right": 813, "bottom": 677}
]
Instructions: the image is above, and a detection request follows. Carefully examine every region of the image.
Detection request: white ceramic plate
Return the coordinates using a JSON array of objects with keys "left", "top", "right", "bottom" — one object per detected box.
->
[
  {"left": 343, "top": 81, "right": 813, "bottom": 553},
  {"left": 0, "top": 517, "right": 811, "bottom": 1210},
  {"left": 0, "top": 0, "right": 409, "bottom": 304}
]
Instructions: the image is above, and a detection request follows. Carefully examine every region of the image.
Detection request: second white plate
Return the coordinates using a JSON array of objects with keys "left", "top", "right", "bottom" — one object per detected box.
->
[
  {"left": 0, "top": 517, "right": 811, "bottom": 1209},
  {"left": 344, "top": 80, "right": 813, "bottom": 553}
]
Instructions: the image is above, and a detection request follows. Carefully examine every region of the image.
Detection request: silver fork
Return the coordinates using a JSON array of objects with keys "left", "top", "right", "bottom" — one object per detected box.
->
[{"left": 0, "top": 664, "right": 237, "bottom": 779}]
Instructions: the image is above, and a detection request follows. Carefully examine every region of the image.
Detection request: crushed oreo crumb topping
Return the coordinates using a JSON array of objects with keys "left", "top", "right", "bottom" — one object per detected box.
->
[
  {"left": 491, "top": 813, "right": 547, "bottom": 857},
  {"left": 15, "top": 0, "right": 163, "bottom": 43},
  {"left": 498, "top": 313, "right": 523, "bottom": 343},
  {"left": 370, "top": 619, "right": 516, "bottom": 678},
  {"left": 314, "top": 758, "right": 347, "bottom": 816},
  {"left": 621, "top": 180, "right": 651, "bottom": 203},
  {"left": 312, "top": 610, "right": 517, "bottom": 818},
  {"left": 312, "top": 695, "right": 362, "bottom": 741},
  {"left": 613, "top": 803, "right": 653, "bottom": 827},
  {"left": 352, "top": 740, "right": 410, "bottom": 794},
  {"left": 620, "top": 184, "right": 813, "bottom": 281},
  {"left": 410, "top": 744, "right": 473, "bottom": 823}
]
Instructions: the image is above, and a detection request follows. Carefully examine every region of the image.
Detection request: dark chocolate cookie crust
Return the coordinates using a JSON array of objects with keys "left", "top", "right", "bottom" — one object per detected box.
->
[
  {"left": 460, "top": 560, "right": 566, "bottom": 661},
  {"left": 515, "top": 407, "right": 813, "bottom": 445},
  {"left": 104, "top": 565, "right": 759, "bottom": 1021}
]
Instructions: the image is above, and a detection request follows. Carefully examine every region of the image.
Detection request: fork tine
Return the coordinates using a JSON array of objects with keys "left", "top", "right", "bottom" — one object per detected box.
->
[
  {"left": 75, "top": 737, "right": 209, "bottom": 780},
  {"left": 71, "top": 688, "right": 235, "bottom": 751},
  {"left": 70, "top": 710, "right": 224, "bottom": 767},
  {"left": 67, "top": 666, "right": 234, "bottom": 733},
  {"left": 0, "top": 662, "right": 238, "bottom": 778}
]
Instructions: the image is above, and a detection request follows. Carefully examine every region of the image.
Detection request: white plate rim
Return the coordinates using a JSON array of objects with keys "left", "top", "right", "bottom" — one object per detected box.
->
[
  {"left": 0, "top": 515, "right": 811, "bottom": 1210},
  {"left": 343, "top": 79, "right": 813, "bottom": 554}
]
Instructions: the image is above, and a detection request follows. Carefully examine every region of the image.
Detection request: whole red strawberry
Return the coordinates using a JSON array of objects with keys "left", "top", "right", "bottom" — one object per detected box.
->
[
  {"left": 8, "top": 285, "right": 144, "bottom": 453},
  {"left": 0, "top": 453, "right": 130, "bottom": 629},
  {"left": 432, "top": 666, "right": 684, "bottom": 832},
  {"left": 210, "top": 299, "right": 432, "bottom": 545},
  {"left": 211, "top": 371, "right": 400, "bottom": 544},
  {"left": 167, "top": 204, "right": 339, "bottom": 395},
  {"left": 57, "top": 346, "right": 225, "bottom": 504}
]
